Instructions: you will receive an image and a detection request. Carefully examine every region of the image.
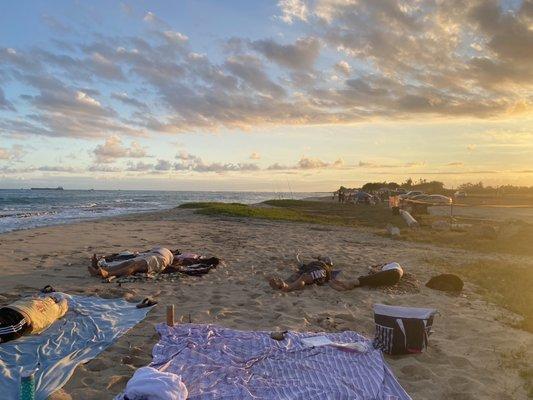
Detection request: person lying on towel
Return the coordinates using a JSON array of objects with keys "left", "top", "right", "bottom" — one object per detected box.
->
[
  {"left": 268, "top": 257, "right": 404, "bottom": 292},
  {"left": 0, "top": 291, "right": 68, "bottom": 344},
  {"left": 88, "top": 247, "right": 220, "bottom": 278}
]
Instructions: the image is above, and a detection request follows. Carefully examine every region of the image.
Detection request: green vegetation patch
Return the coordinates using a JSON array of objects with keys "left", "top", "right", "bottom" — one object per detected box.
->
[
  {"left": 180, "top": 200, "right": 532, "bottom": 256},
  {"left": 179, "top": 202, "right": 314, "bottom": 223},
  {"left": 179, "top": 200, "right": 404, "bottom": 228}
]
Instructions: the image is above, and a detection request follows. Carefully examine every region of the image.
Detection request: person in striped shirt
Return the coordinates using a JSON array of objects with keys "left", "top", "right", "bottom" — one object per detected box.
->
[{"left": 268, "top": 255, "right": 359, "bottom": 292}]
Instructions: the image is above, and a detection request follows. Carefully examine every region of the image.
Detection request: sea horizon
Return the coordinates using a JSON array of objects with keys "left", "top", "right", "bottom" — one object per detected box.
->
[{"left": 0, "top": 188, "right": 325, "bottom": 234}]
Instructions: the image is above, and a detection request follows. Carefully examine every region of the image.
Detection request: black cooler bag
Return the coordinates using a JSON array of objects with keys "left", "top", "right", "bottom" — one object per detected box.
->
[{"left": 373, "top": 304, "right": 436, "bottom": 355}]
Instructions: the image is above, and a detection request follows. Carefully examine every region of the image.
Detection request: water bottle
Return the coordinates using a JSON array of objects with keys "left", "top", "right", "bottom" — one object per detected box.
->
[{"left": 19, "top": 370, "right": 35, "bottom": 400}]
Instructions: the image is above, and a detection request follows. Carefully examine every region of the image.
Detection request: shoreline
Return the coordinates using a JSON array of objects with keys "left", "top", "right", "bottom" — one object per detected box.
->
[
  {"left": 0, "top": 190, "right": 326, "bottom": 235},
  {"left": 0, "top": 205, "right": 532, "bottom": 399}
]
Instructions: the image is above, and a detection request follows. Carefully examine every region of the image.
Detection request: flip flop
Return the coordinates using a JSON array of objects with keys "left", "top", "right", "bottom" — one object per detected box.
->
[
  {"left": 40, "top": 285, "right": 56, "bottom": 293},
  {"left": 136, "top": 298, "right": 158, "bottom": 308}
]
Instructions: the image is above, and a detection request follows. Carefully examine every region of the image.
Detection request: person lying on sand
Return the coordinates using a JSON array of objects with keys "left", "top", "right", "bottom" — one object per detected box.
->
[
  {"left": 89, "top": 247, "right": 220, "bottom": 278},
  {"left": 0, "top": 287, "right": 68, "bottom": 344},
  {"left": 268, "top": 257, "right": 404, "bottom": 292},
  {"left": 268, "top": 255, "right": 359, "bottom": 292},
  {"left": 356, "top": 262, "right": 404, "bottom": 288}
]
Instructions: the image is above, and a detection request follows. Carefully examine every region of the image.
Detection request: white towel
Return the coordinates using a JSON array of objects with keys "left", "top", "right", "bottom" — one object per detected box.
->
[{"left": 123, "top": 367, "right": 188, "bottom": 400}]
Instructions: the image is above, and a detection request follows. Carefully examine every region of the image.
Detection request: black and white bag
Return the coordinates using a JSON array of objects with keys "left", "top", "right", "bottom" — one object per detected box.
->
[{"left": 373, "top": 304, "right": 437, "bottom": 355}]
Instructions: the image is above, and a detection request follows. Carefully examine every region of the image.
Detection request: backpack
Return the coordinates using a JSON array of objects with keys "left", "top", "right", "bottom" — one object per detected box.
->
[{"left": 373, "top": 304, "right": 437, "bottom": 355}]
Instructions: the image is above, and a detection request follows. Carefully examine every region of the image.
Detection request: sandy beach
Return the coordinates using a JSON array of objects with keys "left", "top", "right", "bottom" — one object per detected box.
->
[{"left": 1, "top": 205, "right": 532, "bottom": 399}]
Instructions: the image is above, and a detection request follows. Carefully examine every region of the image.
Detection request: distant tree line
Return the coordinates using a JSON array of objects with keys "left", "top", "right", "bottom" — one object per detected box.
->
[
  {"left": 358, "top": 179, "right": 533, "bottom": 195},
  {"left": 456, "top": 182, "right": 533, "bottom": 195},
  {"left": 361, "top": 179, "right": 446, "bottom": 194}
]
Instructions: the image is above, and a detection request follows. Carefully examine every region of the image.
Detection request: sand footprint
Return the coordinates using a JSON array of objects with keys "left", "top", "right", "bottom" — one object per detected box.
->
[{"left": 400, "top": 363, "right": 432, "bottom": 380}]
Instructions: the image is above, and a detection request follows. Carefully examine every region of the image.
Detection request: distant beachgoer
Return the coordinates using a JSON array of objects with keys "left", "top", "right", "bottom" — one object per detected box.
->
[
  {"left": 89, "top": 246, "right": 175, "bottom": 278},
  {"left": 0, "top": 291, "right": 68, "bottom": 344}
]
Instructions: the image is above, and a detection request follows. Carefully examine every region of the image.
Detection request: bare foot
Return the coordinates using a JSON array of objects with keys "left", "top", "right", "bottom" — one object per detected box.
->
[
  {"left": 268, "top": 276, "right": 287, "bottom": 291},
  {"left": 88, "top": 265, "right": 109, "bottom": 278}
]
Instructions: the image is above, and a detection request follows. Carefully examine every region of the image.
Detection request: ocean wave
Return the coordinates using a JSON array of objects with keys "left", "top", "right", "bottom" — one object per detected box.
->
[{"left": 0, "top": 189, "right": 323, "bottom": 233}]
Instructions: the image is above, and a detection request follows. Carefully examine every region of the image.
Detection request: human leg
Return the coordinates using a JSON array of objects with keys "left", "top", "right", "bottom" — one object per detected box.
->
[
  {"left": 88, "top": 259, "right": 149, "bottom": 278},
  {"left": 268, "top": 273, "right": 314, "bottom": 292},
  {"left": 357, "top": 269, "right": 402, "bottom": 287}
]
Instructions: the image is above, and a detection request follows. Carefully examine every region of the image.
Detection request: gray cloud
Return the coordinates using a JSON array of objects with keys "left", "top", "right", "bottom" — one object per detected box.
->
[
  {"left": 1, "top": 1, "right": 531, "bottom": 141},
  {"left": 0, "top": 87, "right": 15, "bottom": 111},
  {"left": 111, "top": 92, "right": 149, "bottom": 110},
  {"left": 174, "top": 151, "right": 260, "bottom": 173},
  {"left": 251, "top": 37, "right": 320, "bottom": 70},
  {"left": 41, "top": 14, "right": 73, "bottom": 34}
]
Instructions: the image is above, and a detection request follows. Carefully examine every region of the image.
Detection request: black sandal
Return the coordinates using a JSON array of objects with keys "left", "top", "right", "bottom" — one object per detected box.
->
[
  {"left": 136, "top": 298, "right": 158, "bottom": 308},
  {"left": 40, "top": 285, "right": 56, "bottom": 293}
]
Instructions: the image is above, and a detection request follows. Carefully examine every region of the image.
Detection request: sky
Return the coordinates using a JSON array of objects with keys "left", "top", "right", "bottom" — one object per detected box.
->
[{"left": 0, "top": 0, "right": 532, "bottom": 191}]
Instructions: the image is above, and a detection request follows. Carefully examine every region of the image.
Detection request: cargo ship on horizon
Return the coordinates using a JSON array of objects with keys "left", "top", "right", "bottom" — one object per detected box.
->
[{"left": 30, "top": 186, "right": 64, "bottom": 191}]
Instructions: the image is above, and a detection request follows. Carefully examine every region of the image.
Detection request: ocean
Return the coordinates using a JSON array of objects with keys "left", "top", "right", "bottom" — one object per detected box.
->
[{"left": 0, "top": 189, "right": 321, "bottom": 234}]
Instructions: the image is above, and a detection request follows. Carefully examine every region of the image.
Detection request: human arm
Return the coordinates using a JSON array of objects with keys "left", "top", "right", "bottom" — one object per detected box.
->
[{"left": 328, "top": 278, "right": 360, "bottom": 291}]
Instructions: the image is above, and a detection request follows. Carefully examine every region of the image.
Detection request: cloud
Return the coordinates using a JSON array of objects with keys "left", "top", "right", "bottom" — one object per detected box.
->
[
  {"left": 333, "top": 60, "right": 351, "bottom": 77},
  {"left": 358, "top": 160, "right": 426, "bottom": 168},
  {"left": 174, "top": 151, "right": 259, "bottom": 173},
  {"left": 277, "top": 0, "right": 308, "bottom": 24},
  {"left": 90, "top": 52, "right": 126, "bottom": 81},
  {"left": 154, "top": 159, "right": 172, "bottom": 171},
  {"left": 126, "top": 161, "right": 153, "bottom": 171},
  {"left": 1, "top": 1, "right": 532, "bottom": 142},
  {"left": 93, "top": 136, "right": 148, "bottom": 163},
  {"left": 0, "top": 73, "right": 144, "bottom": 138},
  {"left": 37, "top": 165, "right": 79, "bottom": 172},
  {"left": 249, "top": 152, "right": 261, "bottom": 160},
  {"left": 445, "top": 162, "right": 465, "bottom": 167},
  {"left": 268, "top": 156, "right": 344, "bottom": 170},
  {"left": 111, "top": 92, "right": 149, "bottom": 110},
  {"left": 467, "top": 144, "right": 477, "bottom": 151},
  {"left": 251, "top": 37, "right": 320, "bottom": 70},
  {"left": 143, "top": 11, "right": 168, "bottom": 28},
  {"left": 0, "top": 148, "right": 11, "bottom": 160},
  {"left": 225, "top": 55, "right": 286, "bottom": 98},
  {"left": 88, "top": 164, "right": 123, "bottom": 172},
  {"left": 0, "top": 87, "right": 15, "bottom": 111},
  {"left": 0, "top": 145, "right": 25, "bottom": 161},
  {"left": 41, "top": 14, "right": 72, "bottom": 34}
]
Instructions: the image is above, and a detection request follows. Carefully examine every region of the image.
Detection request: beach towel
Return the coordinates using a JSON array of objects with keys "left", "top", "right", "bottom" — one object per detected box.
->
[
  {"left": 122, "top": 366, "right": 188, "bottom": 400},
  {"left": 0, "top": 294, "right": 152, "bottom": 400},
  {"left": 119, "top": 323, "right": 411, "bottom": 400}
]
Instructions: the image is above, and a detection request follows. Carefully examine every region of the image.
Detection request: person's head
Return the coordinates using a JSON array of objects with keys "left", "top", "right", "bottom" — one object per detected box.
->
[{"left": 317, "top": 256, "right": 333, "bottom": 266}]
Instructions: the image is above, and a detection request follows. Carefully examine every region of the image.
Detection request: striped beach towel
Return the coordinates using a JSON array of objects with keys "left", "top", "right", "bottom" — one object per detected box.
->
[{"left": 145, "top": 323, "right": 411, "bottom": 399}]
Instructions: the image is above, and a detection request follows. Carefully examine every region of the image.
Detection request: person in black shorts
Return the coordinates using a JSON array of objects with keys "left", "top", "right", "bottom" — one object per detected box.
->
[
  {"left": 268, "top": 257, "right": 405, "bottom": 292},
  {"left": 0, "top": 307, "right": 31, "bottom": 344}
]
